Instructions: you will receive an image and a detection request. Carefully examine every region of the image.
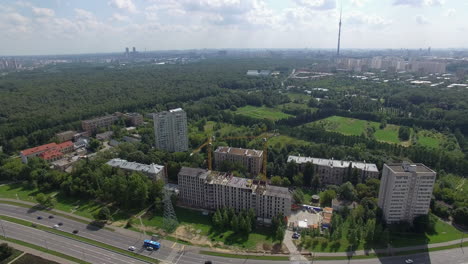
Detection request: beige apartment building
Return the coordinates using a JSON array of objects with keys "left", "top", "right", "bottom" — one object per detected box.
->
[
  {"left": 81, "top": 115, "right": 118, "bottom": 134},
  {"left": 287, "top": 156, "right": 379, "bottom": 185},
  {"left": 178, "top": 167, "right": 291, "bottom": 220},
  {"left": 214, "top": 147, "right": 263, "bottom": 175},
  {"left": 378, "top": 163, "right": 436, "bottom": 224}
]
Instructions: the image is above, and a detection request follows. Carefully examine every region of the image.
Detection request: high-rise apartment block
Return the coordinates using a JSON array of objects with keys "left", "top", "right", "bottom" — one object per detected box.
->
[
  {"left": 287, "top": 156, "right": 379, "bottom": 185},
  {"left": 153, "top": 108, "right": 188, "bottom": 152},
  {"left": 81, "top": 115, "right": 118, "bottom": 134},
  {"left": 378, "top": 163, "right": 436, "bottom": 224},
  {"left": 178, "top": 167, "right": 291, "bottom": 220},
  {"left": 214, "top": 147, "right": 263, "bottom": 175}
]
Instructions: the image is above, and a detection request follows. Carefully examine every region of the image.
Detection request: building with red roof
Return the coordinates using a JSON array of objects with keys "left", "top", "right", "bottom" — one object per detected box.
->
[{"left": 20, "top": 141, "right": 74, "bottom": 163}]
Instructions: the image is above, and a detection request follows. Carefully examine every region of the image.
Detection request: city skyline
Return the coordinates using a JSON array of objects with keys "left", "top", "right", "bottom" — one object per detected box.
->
[{"left": 0, "top": 0, "right": 467, "bottom": 56}]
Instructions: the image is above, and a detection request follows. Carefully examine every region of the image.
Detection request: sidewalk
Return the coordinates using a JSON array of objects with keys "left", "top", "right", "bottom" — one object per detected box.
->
[
  {"left": 1, "top": 240, "right": 76, "bottom": 264},
  {"left": 1, "top": 198, "right": 466, "bottom": 258}
]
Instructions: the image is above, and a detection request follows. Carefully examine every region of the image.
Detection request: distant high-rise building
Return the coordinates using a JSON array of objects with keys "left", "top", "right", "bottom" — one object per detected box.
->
[
  {"left": 125, "top": 47, "right": 129, "bottom": 57},
  {"left": 153, "top": 108, "right": 188, "bottom": 152},
  {"left": 378, "top": 163, "right": 436, "bottom": 224},
  {"left": 336, "top": 6, "right": 342, "bottom": 56},
  {"left": 132, "top": 47, "right": 136, "bottom": 53}
]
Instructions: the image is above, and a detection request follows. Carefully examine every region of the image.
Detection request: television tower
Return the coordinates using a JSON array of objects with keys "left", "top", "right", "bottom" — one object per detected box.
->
[{"left": 336, "top": 5, "right": 342, "bottom": 56}]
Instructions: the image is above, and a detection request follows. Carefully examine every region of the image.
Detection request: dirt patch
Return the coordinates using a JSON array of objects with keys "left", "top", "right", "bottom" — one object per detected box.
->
[{"left": 173, "top": 225, "right": 213, "bottom": 246}]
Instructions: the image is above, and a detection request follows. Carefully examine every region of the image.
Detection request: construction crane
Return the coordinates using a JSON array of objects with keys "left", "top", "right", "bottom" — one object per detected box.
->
[
  {"left": 190, "top": 136, "right": 213, "bottom": 170},
  {"left": 191, "top": 132, "right": 277, "bottom": 180}
]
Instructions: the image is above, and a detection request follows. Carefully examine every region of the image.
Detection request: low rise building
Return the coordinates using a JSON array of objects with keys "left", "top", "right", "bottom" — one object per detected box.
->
[
  {"left": 96, "top": 131, "right": 113, "bottom": 141},
  {"left": 82, "top": 115, "right": 118, "bottom": 134},
  {"left": 123, "top": 112, "right": 144, "bottom": 126},
  {"left": 106, "top": 158, "right": 166, "bottom": 181},
  {"left": 178, "top": 167, "right": 291, "bottom": 220},
  {"left": 378, "top": 163, "right": 436, "bottom": 224},
  {"left": 287, "top": 156, "right": 379, "bottom": 185},
  {"left": 20, "top": 141, "right": 74, "bottom": 163},
  {"left": 331, "top": 199, "right": 358, "bottom": 211},
  {"left": 214, "top": 146, "right": 263, "bottom": 175},
  {"left": 55, "top": 130, "right": 76, "bottom": 143}
]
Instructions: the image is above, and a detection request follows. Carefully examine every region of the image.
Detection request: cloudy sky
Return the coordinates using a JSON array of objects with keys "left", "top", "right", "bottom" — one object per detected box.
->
[{"left": 1, "top": 0, "right": 467, "bottom": 55}]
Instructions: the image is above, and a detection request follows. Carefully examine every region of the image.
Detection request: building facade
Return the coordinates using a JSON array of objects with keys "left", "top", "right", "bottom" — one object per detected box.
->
[
  {"left": 214, "top": 147, "right": 263, "bottom": 175},
  {"left": 81, "top": 115, "right": 118, "bottom": 134},
  {"left": 106, "top": 158, "right": 166, "bottom": 182},
  {"left": 287, "top": 156, "right": 379, "bottom": 185},
  {"left": 124, "top": 112, "right": 144, "bottom": 126},
  {"left": 20, "top": 141, "right": 74, "bottom": 163},
  {"left": 55, "top": 130, "right": 76, "bottom": 143},
  {"left": 378, "top": 163, "right": 436, "bottom": 224},
  {"left": 178, "top": 167, "right": 291, "bottom": 220},
  {"left": 153, "top": 108, "right": 188, "bottom": 152}
]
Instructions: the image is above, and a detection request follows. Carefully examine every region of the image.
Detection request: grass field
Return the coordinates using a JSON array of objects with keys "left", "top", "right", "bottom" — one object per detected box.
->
[
  {"left": 0, "top": 183, "right": 131, "bottom": 222},
  {"left": 235, "top": 105, "right": 292, "bottom": 121},
  {"left": 142, "top": 206, "right": 276, "bottom": 250}
]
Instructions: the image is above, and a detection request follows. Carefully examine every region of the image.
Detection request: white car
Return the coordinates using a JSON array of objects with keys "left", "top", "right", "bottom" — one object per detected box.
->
[
  {"left": 53, "top": 224, "right": 59, "bottom": 229},
  {"left": 128, "top": 246, "right": 136, "bottom": 251},
  {"left": 405, "top": 259, "right": 414, "bottom": 264},
  {"left": 146, "top": 246, "right": 153, "bottom": 251}
]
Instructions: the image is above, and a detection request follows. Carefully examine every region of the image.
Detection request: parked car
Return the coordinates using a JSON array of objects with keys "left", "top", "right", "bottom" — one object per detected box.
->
[
  {"left": 128, "top": 246, "right": 136, "bottom": 251},
  {"left": 205, "top": 261, "right": 212, "bottom": 264},
  {"left": 48, "top": 215, "right": 54, "bottom": 219},
  {"left": 53, "top": 224, "right": 59, "bottom": 229},
  {"left": 72, "top": 230, "right": 79, "bottom": 234},
  {"left": 405, "top": 259, "right": 414, "bottom": 264},
  {"left": 146, "top": 247, "right": 153, "bottom": 251},
  {"left": 57, "top": 222, "right": 63, "bottom": 226},
  {"left": 37, "top": 216, "right": 43, "bottom": 220}
]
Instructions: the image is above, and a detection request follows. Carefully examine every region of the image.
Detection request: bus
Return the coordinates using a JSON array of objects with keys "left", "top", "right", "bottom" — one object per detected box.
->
[{"left": 143, "top": 239, "right": 160, "bottom": 249}]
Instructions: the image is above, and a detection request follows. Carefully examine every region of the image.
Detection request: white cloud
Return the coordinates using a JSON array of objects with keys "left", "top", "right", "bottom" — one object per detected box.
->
[
  {"left": 345, "top": 11, "right": 392, "bottom": 29},
  {"left": 111, "top": 13, "right": 130, "bottom": 22},
  {"left": 108, "top": 0, "right": 137, "bottom": 13},
  {"left": 393, "top": 0, "right": 444, "bottom": 6},
  {"left": 75, "top": 8, "right": 94, "bottom": 20},
  {"left": 32, "top": 7, "right": 55, "bottom": 17},
  {"left": 443, "top": 8, "right": 455, "bottom": 17},
  {"left": 293, "top": 0, "right": 336, "bottom": 10},
  {"left": 415, "top": 14, "right": 429, "bottom": 24},
  {"left": 350, "top": 0, "right": 369, "bottom": 7}
]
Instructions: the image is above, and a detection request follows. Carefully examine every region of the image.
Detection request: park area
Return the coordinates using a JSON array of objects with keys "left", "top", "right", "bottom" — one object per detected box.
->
[
  {"left": 234, "top": 105, "right": 293, "bottom": 121},
  {"left": 309, "top": 116, "right": 457, "bottom": 150}
]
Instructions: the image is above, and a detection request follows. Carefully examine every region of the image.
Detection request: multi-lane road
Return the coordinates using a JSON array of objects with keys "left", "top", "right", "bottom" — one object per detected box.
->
[{"left": 0, "top": 203, "right": 467, "bottom": 264}]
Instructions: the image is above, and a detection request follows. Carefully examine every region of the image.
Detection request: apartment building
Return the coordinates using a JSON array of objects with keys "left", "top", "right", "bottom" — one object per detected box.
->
[
  {"left": 287, "top": 156, "right": 379, "bottom": 185},
  {"left": 123, "top": 112, "right": 144, "bottom": 126},
  {"left": 106, "top": 158, "right": 166, "bottom": 182},
  {"left": 81, "top": 115, "right": 118, "bottom": 134},
  {"left": 20, "top": 141, "right": 74, "bottom": 163},
  {"left": 214, "top": 146, "right": 263, "bottom": 175},
  {"left": 55, "top": 130, "right": 76, "bottom": 143},
  {"left": 178, "top": 167, "right": 291, "bottom": 220},
  {"left": 153, "top": 108, "right": 188, "bottom": 152},
  {"left": 378, "top": 163, "right": 436, "bottom": 224}
]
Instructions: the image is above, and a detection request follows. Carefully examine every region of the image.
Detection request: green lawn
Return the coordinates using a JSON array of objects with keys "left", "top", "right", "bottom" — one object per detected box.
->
[
  {"left": 316, "top": 116, "right": 402, "bottom": 143},
  {"left": 251, "top": 135, "right": 310, "bottom": 149},
  {"left": 142, "top": 206, "right": 276, "bottom": 250},
  {"left": 416, "top": 130, "right": 458, "bottom": 150},
  {"left": 0, "top": 183, "right": 131, "bottom": 222},
  {"left": 235, "top": 105, "right": 293, "bottom": 121}
]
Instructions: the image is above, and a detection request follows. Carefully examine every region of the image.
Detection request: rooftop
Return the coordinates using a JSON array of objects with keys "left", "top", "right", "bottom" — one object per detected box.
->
[
  {"left": 215, "top": 146, "right": 263, "bottom": 157},
  {"left": 39, "top": 149, "right": 63, "bottom": 160},
  {"left": 385, "top": 163, "right": 435, "bottom": 173},
  {"left": 106, "top": 158, "right": 164, "bottom": 175},
  {"left": 57, "top": 141, "right": 73, "bottom": 149},
  {"left": 288, "top": 155, "right": 379, "bottom": 172},
  {"left": 265, "top": 185, "right": 291, "bottom": 199},
  {"left": 21, "top": 143, "right": 58, "bottom": 156},
  {"left": 169, "top": 108, "right": 184, "bottom": 113},
  {"left": 178, "top": 167, "right": 210, "bottom": 179}
]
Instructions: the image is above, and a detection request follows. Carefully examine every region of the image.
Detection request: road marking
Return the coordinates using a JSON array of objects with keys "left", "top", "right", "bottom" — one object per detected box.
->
[{"left": 171, "top": 242, "right": 177, "bottom": 248}]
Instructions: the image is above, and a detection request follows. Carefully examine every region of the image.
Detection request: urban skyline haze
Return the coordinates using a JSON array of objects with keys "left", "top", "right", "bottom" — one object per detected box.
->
[{"left": 1, "top": 0, "right": 467, "bottom": 55}]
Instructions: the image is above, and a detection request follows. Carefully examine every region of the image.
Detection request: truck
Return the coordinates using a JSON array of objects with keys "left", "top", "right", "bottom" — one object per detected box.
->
[{"left": 143, "top": 239, "right": 161, "bottom": 250}]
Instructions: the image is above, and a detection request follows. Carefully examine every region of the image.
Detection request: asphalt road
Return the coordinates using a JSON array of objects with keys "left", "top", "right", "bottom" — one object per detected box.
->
[
  {"left": 0, "top": 203, "right": 467, "bottom": 264},
  {"left": 0, "top": 220, "right": 146, "bottom": 264}
]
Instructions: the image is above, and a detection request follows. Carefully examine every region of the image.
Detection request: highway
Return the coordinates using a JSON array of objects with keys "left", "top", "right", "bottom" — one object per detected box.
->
[
  {"left": 0, "top": 203, "right": 467, "bottom": 264},
  {"left": 0, "top": 220, "right": 146, "bottom": 264}
]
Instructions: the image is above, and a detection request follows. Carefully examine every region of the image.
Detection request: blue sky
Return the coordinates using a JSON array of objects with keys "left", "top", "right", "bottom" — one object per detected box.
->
[{"left": 0, "top": 0, "right": 466, "bottom": 55}]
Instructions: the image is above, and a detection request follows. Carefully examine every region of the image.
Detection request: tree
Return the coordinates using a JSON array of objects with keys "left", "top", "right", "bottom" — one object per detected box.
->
[
  {"left": 303, "top": 162, "right": 314, "bottom": 187},
  {"left": 319, "top": 190, "right": 336, "bottom": 207},
  {"left": 398, "top": 126, "right": 411, "bottom": 141},
  {"left": 270, "top": 176, "right": 283, "bottom": 186},
  {"left": 231, "top": 215, "right": 239, "bottom": 232},
  {"left": 364, "top": 219, "right": 375, "bottom": 246},
  {"left": 338, "top": 182, "right": 357, "bottom": 201},
  {"left": 88, "top": 138, "right": 102, "bottom": 152},
  {"left": 293, "top": 173, "right": 304, "bottom": 186},
  {"left": 0, "top": 243, "right": 13, "bottom": 260},
  {"left": 351, "top": 168, "right": 359, "bottom": 185},
  {"left": 311, "top": 175, "right": 321, "bottom": 192},
  {"left": 452, "top": 207, "right": 468, "bottom": 226},
  {"left": 412, "top": 214, "right": 436, "bottom": 233},
  {"left": 35, "top": 193, "right": 56, "bottom": 208},
  {"left": 293, "top": 189, "right": 305, "bottom": 204},
  {"left": 285, "top": 161, "right": 298, "bottom": 182},
  {"left": 213, "top": 210, "right": 223, "bottom": 229},
  {"left": 96, "top": 206, "right": 112, "bottom": 221}
]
